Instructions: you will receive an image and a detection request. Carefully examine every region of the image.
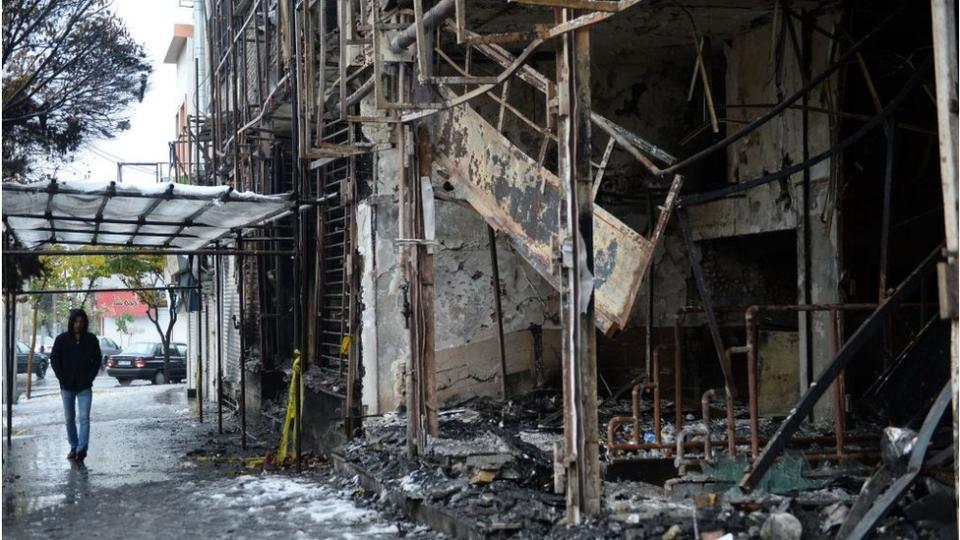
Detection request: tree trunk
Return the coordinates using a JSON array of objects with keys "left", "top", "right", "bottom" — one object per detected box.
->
[
  {"left": 164, "top": 306, "right": 177, "bottom": 383},
  {"left": 162, "top": 339, "right": 171, "bottom": 383},
  {"left": 146, "top": 304, "right": 170, "bottom": 384}
]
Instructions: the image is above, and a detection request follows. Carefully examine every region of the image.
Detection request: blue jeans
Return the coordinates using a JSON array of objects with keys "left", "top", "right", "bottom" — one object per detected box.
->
[{"left": 60, "top": 388, "right": 92, "bottom": 451}]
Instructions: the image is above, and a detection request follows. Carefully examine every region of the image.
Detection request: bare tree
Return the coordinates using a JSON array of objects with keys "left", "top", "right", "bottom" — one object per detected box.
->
[
  {"left": 2, "top": 0, "right": 151, "bottom": 180},
  {"left": 105, "top": 255, "right": 178, "bottom": 383}
]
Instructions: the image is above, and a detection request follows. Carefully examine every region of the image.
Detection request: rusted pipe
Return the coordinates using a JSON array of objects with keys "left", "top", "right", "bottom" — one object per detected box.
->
[
  {"left": 725, "top": 385, "right": 736, "bottom": 456},
  {"left": 652, "top": 345, "right": 671, "bottom": 446},
  {"left": 723, "top": 346, "right": 750, "bottom": 456},
  {"left": 607, "top": 345, "right": 671, "bottom": 454},
  {"left": 610, "top": 433, "right": 878, "bottom": 454},
  {"left": 607, "top": 382, "right": 653, "bottom": 455},
  {"left": 701, "top": 389, "right": 717, "bottom": 462},
  {"left": 743, "top": 304, "right": 872, "bottom": 458},
  {"left": 829, "top": 309, "right": 845, "bottom": 458},
  {"left": 389, "top": 0, "right": 455, "bottom": 53},
  {"left": 673, "top": 315, "right": 685, "bottom": 431},
  {"left": 744, "top": 308, "right": 761, "bottom": 459}
]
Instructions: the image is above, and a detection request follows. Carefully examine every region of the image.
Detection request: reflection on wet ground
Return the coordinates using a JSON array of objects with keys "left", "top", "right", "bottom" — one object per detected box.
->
[{"left": 2, "top": 371, "right": 436, "bottom": 540}]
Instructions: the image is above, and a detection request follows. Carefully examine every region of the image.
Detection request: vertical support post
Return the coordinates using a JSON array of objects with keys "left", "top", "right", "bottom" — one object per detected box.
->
[
  {"left": 674, "top": 316, "right": 685, "bottom": 432},
  {"left": 197, "top": 258, "right": 204, "bottom": 423},
  {"left": 488, "top": 226, "right": 508, "bottom": 399},
  {"left": 237, "top": 232, "right": 246, "bottom": 450},
  {"left": 216, "top": 244, "right": 224, "bottom": 434},
  {"left": 399, "top": 122, "right": 420, "bottom": 459},
  {"left": 645, "top": 194, "right": 655, "bottom": 380},
  {"left": 5, "top": 290, "right": 14, "bottom": 448},
  {"left": 194, "top": 57, "right": 201, "bottom": 183},
  {"left": 930, "top": 0, "right": 959, "bottom": 492},
  {"left": 415, "top": 124, "right": 438, "bottom": 437},
  {"left": 288, "top": 0, "right": 303, "bottom": 474},
  {"left": 829, "top": 309, "right": 845, "bottom": 458},
  {"left": 556, "top": 7, "right": 599, "bottom": 523},
  {"left": 878, "top": 114, "right": 897, "bottom": 299}
]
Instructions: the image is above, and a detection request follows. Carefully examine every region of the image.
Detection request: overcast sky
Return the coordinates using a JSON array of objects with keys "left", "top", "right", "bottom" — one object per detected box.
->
[{"left": 59, "top": 1, "right": 193, "bottom": 185}]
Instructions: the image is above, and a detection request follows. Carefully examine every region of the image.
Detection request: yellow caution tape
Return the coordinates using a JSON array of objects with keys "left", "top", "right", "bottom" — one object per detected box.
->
[
  {"left": 339, "top": 335, "right": 352, "bottom": 356},
  {"left": 277, "top": 349, "right": 302, "bottom": 464}
]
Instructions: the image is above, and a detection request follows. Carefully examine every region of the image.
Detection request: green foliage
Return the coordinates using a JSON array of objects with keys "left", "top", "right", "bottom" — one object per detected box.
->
[
  {"left": 2, "top": 0, "right": 152, "bottom": 180},
  {"left": 102, "top": 254, "right": 167, "bottom": 307},
  {"left": 28, "top": 250, "right": 166, "bottom": 327},
  {"left": 115, "top": 312, "right": 133, "bottom": 335}
]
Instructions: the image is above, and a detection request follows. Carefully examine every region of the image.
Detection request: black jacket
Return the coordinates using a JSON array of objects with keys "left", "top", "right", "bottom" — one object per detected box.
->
[{"left": 51, "top": 309, "right": 102, "bottom": 391}]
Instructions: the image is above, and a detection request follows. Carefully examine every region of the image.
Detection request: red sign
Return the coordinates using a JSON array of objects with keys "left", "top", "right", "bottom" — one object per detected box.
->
[{"left": 95, "top": 291, "right": 148, "bottom": 318}]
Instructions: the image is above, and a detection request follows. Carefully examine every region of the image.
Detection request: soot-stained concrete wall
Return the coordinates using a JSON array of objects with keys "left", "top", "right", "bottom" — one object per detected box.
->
[
  {"left": 358, "top": 95, "right": 561, "bottom": 415},
  {"left": 595, "top": 10, "right": 842, "bottom": 421}
]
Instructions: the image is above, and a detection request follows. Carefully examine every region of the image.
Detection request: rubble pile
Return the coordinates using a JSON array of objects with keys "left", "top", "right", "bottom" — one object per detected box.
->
[{"left": 332, "top": 388, "right": 958, "bottom": 539}]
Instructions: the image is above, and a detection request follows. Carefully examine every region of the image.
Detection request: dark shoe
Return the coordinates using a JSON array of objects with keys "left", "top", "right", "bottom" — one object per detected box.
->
[
  {"left": 76, "top": 449, "right": 87, "bottom": 463},
  {"left": 67, "top": 449, "right": 77, "bottom": 460}
]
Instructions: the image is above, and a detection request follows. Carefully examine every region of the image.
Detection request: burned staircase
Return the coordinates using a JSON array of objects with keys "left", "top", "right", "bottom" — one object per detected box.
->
[{"left": 431, "top": 102, "right": 680, "bottom": 335}]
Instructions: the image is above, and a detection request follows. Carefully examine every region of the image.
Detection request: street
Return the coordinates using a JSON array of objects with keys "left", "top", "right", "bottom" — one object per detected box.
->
[{"left": 1, "top": 371, "right": 434, "bottom": 539}]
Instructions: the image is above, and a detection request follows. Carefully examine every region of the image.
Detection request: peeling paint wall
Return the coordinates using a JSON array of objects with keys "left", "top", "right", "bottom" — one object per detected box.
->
[{"left": 358, "top": 96, "right": 561, "bottom": 414}]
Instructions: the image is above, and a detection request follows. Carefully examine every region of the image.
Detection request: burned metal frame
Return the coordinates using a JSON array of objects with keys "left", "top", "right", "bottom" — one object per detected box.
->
[
  {"left": 1, "top": 238, "right": 301, "bottom": 463},
  {"left": 2, "top": 180, "right": 293, "bottom": 251},
  {"left": 184, "top": 0, "right": 956, "bottom": 528},
  {"left": 739, "top": 244, "right": 944, "bottom": 491},
  {"left": 842, "top": 383, "right": 953, "bottom": 540}
]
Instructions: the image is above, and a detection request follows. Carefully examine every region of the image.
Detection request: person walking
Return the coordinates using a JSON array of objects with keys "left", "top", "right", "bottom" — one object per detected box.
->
[{"left": 50, "top": 308, "right": 102, "bottom": 464}]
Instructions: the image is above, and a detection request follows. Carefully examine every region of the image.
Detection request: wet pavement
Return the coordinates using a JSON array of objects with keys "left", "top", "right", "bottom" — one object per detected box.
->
[{"left": 1, "top": 371, "right": 440, "bottom": 539}]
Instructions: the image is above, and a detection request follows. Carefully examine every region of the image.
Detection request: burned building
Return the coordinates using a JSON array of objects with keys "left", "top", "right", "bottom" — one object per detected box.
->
[{"left": 165, "top": 0, "right": 957, "bottom": 536}]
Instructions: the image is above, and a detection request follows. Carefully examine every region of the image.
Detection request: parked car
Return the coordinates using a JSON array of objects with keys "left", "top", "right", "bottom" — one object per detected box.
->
[
  {"left": 98, "top": 336, "right": 122, "bottom": 369},
  {"left": 15, "top": 340, "right": 49, "bottom": 379},
  {"left": 105, "top": 342, "right": 188, "bottom": 386}
]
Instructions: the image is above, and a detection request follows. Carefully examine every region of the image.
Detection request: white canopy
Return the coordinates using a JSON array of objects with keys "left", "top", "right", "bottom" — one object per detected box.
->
[{"left": 2, "top": 180, "right": 293, "bottom": 251}]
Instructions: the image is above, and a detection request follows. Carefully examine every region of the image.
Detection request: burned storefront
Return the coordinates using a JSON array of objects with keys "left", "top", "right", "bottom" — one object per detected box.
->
[{"left": 174, "top": 0, "right": 960, "bottom": 537}]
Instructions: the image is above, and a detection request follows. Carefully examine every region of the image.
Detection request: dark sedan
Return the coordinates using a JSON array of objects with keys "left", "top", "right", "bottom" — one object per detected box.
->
[
  {"left": 15, "top": 340, "right": 48, "bottom": 379},
  {"left": 105, "top": 342, "right": 187, "bottom": 386}
]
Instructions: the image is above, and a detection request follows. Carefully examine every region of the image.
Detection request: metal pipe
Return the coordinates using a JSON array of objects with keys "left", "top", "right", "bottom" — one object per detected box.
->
[
  {"left": 740, "top": 245, "right": 942, "bottom": 491},
  {"left": 745, "top": 310, "right": 761, "bottom": 459},
  {"left": 488, "top": 226, "right": 507, "bottom": 400},
  {"left": 15, "top": 286, "right": 199, "bottom": 295},
  {"left": 723, "top": 346, "right": 750, "bottom": 456},
  {"left": 701, "top": 389, "right": 717, "bottom": 462},
  {"left": 879, "top": 112, "right": 897, "bottom": 299},
  {"left": 741, "top": 303, "right": 881, "bottom": 456},
  {"left": 829, "top": 309, "right": 845, "bottom": 457},
  {"left": 652, "top": 345, "right": 666, "bottom": 446},
  {"left": 5, "top": 289, "right": 15, "bottom": 448},
  {"left": 724, "top": 381, "right": 736, "bottom": 457},
  {"left": 1, "top": 182, "right": 289, "bottom": 203},
  {"left": 3, "top": 249, "right": 294, "bottom": 257},
  {"left": 238, "top": 232, "right": 246, "bottom": 450},
  {"left": 216, "top": 245, "right": 223, "bottom": 434},
  {"left": 612, "top": 433, "right": 879, "bottom": 454},
  {"left": 673, "top": 315, "right": 685, "bottom": 432},
  {"left": 388, "top": 0, "right": 455, "bottom": 53},
  {"left": 288, "top": 0, "right": 303, "bottom": 474},
  {"left": 197, "top": 259, "right": 204, "bottom": 423}
]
